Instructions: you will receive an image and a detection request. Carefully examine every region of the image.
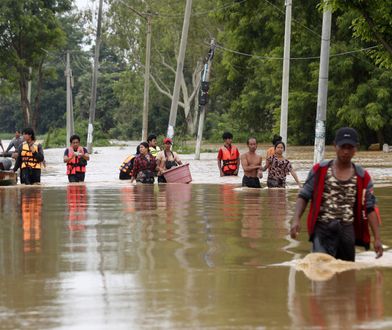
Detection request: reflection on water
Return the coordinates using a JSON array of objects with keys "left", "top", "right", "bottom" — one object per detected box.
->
[{"left": 0, "top": 184, "right": 391, "bottom": 329}]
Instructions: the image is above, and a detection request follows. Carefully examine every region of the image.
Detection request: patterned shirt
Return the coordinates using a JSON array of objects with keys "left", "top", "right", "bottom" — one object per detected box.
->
[
  {"left": 317, "top": 167, "right": 357, "bottom": 223},
  {"left": 267, "top": 155, "right": 292, "bottom": 186},
  {"left": 131, "top": 153, "right": 156, "bottom": 178}
]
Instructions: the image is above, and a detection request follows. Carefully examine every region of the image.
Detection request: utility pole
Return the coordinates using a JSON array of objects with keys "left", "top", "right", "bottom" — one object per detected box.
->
[
  {"left": 65, "top": 51, "right": 75, "bottom": 146},
  {"left": 279, "top": 0, "right": 292, "bottom": 150},
  {"left": 87, "top": 0, "right": 103, "bottom": 153},
  {"left": 195, "top": 39, "right": 215, "bottom": 160},
  {"left": 142, "top": 14, "right": 152, "bottom": 141},
  {"left": 314, "top": 6, "right": 332, "bottom": 163},
  {"left": 166, "top": 0, "right": 193, "bottom": 139}
]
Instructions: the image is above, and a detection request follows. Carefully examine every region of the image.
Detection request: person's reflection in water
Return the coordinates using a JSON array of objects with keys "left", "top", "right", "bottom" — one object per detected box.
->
[
  {"left": 158, "top": 183, "right": 192, "bottom": 241},
  {"left": 67, "top": 184, "right": 87, "bottom": 231},
  {"left": 288, "top": 269, "right": 385, "bottom": 329},
  {"left": 241, "top": 191, "right": 262, "bottom": 244},
  {"left": 266, "top": 188, "right": 290, "bottom": 237},
  {"left": 220, "top": 185, "right": 241, "bottom": 222},
  {"left": 21, "top": 188, "right": 42, "bottom": 253}
]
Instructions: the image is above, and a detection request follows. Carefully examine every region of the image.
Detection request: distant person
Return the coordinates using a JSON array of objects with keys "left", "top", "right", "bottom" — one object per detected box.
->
[
  {"left": 266, "top": 134, "right": 282, "bottom": 159},
  {"left": 241, "top": 137, "right": 263, "bottom": 188},
  {"left": 119, "top": 145, "right": 140, "bottom": 180},
  {"left": 63, "top": 134, "right": 89, "bottom": 183},
  {"left": 290, "top": 127, "right": 383, "bottom": 261},
  {"left": 263, "top": 141, "right": 301, "bottom": 188},
  {"left": 147, "top": 134, "right": 161, "bottom": 158},
  {"left": 156, "top": 137, "right": 182, "bottom": 183},
  {"left": 131, "top": 142, "right": 157, "bottom": 184},
  {"left": 13, "top": 128, "right": 44, "bottom": 185},
  {"left": 5, "top": 130, "right": 23, "bottom": 153},
  {"left": 217, "top": 131, "right": 240, "bottom": 176}
]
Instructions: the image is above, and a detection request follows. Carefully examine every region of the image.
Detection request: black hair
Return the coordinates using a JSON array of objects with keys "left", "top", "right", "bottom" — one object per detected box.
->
[
  {"left": 247, "top": 137, "right": 257, "bottom": 145},
  {"left": 222, "top": 132, "right": 233, "bottom": 140},
  {"left": 136, "top": 145, "right": 141, "bottom": 155},
  {"left": 16, "top": 130, "right": 21, "bottom": 133},
  {"left": 22, "top": 127, "right": 35, "bottom": 140},
  {"left": 272, "top": 134, "right": 282, "bottom": 145},
  {"left": 274, "top": 141, "right": 285, "bottom": 151},
  {"left": 70, "top": 134, "right": 80, "bottom": 143},
  {"left": 139, "top": 141, "right": 149, "bottom": 150},
  {"left": 147, "top": 134, "right": 157, "bottom": 142}
]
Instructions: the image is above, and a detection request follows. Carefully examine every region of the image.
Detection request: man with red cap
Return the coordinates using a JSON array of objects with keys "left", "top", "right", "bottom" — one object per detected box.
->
[
  {"left": 290, "top": 127, "right": 383, "bottom": 261},
  {"left": 156, "top": 137, "right": 182, "bottom": 183}
]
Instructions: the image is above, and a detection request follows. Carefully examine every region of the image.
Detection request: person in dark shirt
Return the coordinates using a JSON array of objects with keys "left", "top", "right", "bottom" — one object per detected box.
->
[
  {"left": 131, "top": 142, "right": 157, "bottom": 184},
  {"left": 6, "top": 130, "right": 23, "bottom": 153},
  {"left": 13, "top": 128, "right": 44, "bottom": 185}
]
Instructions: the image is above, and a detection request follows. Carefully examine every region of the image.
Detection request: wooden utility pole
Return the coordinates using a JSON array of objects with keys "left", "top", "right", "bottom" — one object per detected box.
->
[
  {"left": 87, "top": 0, "right": 103, "bottom": 153},
  {"left": 65, "top": 51, "right": 75, "bottom": 146},
  {"left": 142, "top": 15, "right": 152, "bottom": 141},
  {"left": 195, "top": 39, "right": 215, "bottom": 160},
  {"left": 166, "top": 0, "right": 193, "bottom": 139},
  {"left": 314, "top": 5, "right": 332, "bottom": 163},
  {"left": 279, "top": 0, "right": 292, "bottom": 150}
]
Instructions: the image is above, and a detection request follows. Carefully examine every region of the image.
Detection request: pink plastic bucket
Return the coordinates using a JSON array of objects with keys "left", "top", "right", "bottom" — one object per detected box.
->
[{"left": 163, "top": 163, "right": 192, "bottom": 184}]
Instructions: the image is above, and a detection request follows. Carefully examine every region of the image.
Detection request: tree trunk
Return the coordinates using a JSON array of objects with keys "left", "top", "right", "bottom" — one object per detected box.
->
[
  {"left": 377, "top": 128, "right": 384, "bottom": 146},
  {"left": 32, "top": 60, "right": 45, "bottom": 132}
]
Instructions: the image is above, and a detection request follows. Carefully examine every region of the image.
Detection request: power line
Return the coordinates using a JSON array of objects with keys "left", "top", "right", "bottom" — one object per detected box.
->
[
  {"left": 117, "top": 0, "right": 248, "bottom": 19},
  {"left": 212, "top": 42, "right": 380, "bottom": 61}
]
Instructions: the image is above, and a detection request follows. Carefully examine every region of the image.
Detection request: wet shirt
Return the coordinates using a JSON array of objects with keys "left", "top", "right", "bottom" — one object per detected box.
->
[
  {"left": 318, "top": 167, "right": 357, "bottom": 223},
  {"left": 6, "top": 137, "right": 23, "bottom": 152},
  {"left": 267, "top": 155, "right": 292, "bottom": 185},
  {"left": 132, "top": 154, "right": 156, "bottom": 177}
]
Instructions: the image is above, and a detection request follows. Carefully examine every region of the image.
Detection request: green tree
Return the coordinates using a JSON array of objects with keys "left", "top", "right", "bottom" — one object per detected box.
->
[{"left": 0, "top": 0, "right": 71, "bottom": 130}]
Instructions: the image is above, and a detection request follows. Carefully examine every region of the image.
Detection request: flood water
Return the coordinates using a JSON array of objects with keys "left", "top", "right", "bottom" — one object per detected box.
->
[{"left": 0, "top": 144, "right": 392, "bottom": 329}]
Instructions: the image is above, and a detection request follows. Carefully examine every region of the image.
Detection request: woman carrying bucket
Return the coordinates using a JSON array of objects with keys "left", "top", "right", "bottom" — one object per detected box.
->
[{"left": 156, "top": 138, "right": 182, "bottom": 183}]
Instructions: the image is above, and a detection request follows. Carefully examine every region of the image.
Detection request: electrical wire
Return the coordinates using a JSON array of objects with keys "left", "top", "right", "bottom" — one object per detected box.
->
[{"left": 212, "top": 42, "right": 380, "bottom": 61}]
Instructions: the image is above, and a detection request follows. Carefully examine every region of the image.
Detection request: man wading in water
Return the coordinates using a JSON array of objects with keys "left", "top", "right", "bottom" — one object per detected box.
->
[
  {"left": 241, "top": 137, "right": 263, "bottom": 188},
  {"left": 290, "top": 127, "right": 383, "bottom": 261}
]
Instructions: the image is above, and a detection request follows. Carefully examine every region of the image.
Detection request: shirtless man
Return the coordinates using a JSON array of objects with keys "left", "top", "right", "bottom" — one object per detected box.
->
[{"left": 241, "top": 137, "right": 263, "bottom": 188}]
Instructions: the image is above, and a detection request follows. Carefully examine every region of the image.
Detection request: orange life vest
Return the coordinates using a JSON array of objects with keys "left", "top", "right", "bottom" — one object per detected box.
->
[
  {"left": 21, "top": 142, "right": 42, "bottom": 169},
  {"left": 119, "top": 155, "right": 135, "bottom": 174},
  {"left": 220, "top": 145, "right": 239, "bottom": 173},
  {"left": 66, "top": 146, "right": 86, "bottom": 175}
]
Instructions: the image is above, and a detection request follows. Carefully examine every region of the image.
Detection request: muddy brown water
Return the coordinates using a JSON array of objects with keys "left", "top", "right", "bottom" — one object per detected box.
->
[{"left": 0, "top": 145, "right": 392, "bottom": 329}]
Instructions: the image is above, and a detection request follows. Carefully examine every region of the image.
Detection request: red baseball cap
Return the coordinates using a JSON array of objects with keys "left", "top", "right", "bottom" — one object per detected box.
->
[{"left": 163, "top": 137, "right": 172, "bottom": 144}]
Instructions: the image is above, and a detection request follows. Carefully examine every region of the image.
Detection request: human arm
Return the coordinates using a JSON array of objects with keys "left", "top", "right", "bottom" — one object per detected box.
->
[
  {"left": 233, "top": 149, "right": 240, "bottom": 175},
  {"left": 175, "top": 152, "right": 183, "bottom": 166},
  {"left": 34, "top": 144, "right": 44, "bottom": 163},
  {"left": 5, "top": 140, "right": 14, "bottom": 153},
  {"left": 217, "top": 159, "right": 224, "bottom": 176},
  {"left": 13, "top": 145, "right": 23, "bottom": 171},
  {"left": 262, "top": 157, "right": 271, "bottom": 172},
  {"left": 290, "top": 197, "right": 309, "bottom": 239},
  {"left": 241, "top": 154, "right": 261, "bottom": 172},
  {"left": 368, "top": 211, "right": 383, "bottom": 258},
  {"left": 0, "top": 140, "right": 4, "bottom": 153},
  {"left": 290, "top": 168, "right": 302, "bottom": 188}
]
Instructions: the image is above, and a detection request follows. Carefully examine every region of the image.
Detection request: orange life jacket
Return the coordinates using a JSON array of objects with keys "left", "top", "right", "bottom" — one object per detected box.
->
[
  {"left": 220, "top": 145, "right": 239, "bottom": 173},
  {"left": 66, "top": 146, "right": 86, "bottom": 175},
  {"left": 21, "top": 142, "right": 41, "bottom": 169},
  {"left": 119, "top": 155, "right": 135, "bottom": 174}
]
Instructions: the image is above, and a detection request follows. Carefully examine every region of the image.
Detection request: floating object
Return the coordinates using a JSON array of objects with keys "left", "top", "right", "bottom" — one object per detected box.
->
[
  {"left": 0, "top": 171, "right": 17, "bottom": 186},
  {"left": 163, "top": 163, "right": 192, "bottom": 183}
]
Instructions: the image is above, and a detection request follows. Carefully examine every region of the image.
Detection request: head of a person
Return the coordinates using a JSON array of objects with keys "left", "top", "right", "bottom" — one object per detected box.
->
[
  {"left": 15, "top": 130, "right": 21, "bottom": 139},
  {"left": 163, "top": 137, "right": 172, "bottom": 150},
  {"left": 272, "top": 134, "right": 282, "bottom": 146},
  {"left": 247, "top": 137, "right": 257, "bottom": 152},
  {"left": 136, "top": 145, "right": 141, "bottom": 155},
  {"left": 334, "top": 127, "right": 358, "bottom": 163},
  {"left": 22, "top": 127, "right": 35, "bottom": 142},
  {"left": 139, "top": 141, "right": 149, "bottom": 155},
  {"left": 274, "top": 141, "right": 285, "bottom": 155},
  {"left": 147, "top": 134, "right": 157, "bottom": 147},
  {"left": 70, "top": 134, "right": 81, "bottom": 150},
  {"left": 222, "top": 132, "right": 233, "bottom": 145}
]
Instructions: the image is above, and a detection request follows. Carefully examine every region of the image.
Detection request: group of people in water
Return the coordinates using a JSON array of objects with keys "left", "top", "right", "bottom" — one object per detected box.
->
[
  {"left": 217, "top": 131, "right": 302, "bottom": 189},
  {"left": 0, "top": 126, "right": 384, "bottom": 262}
]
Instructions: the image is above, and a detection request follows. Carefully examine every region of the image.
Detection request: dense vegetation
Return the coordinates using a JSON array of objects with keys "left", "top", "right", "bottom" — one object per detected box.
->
[{"left": 0, "top": 0, "right": 391, "bottom": 147}]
